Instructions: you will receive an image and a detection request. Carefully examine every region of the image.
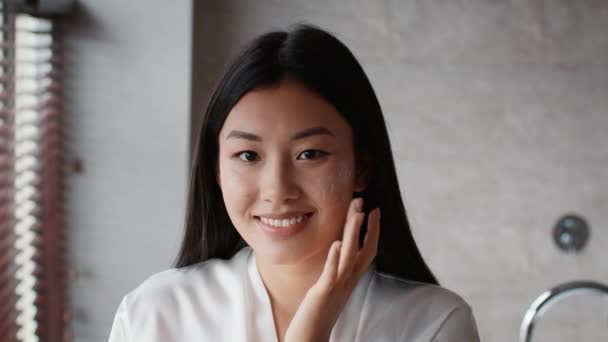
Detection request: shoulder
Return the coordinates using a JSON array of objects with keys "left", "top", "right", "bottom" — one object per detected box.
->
[
  {"left": 370, "top": 271, "right": 471, "bottom": 312},
  {"left": 360, "top": 271, "right": 479, "bottom": 340},
  {"left": 121, "top": 247, "right": 252, "bottom": 315},
  {"left": 109, "top": 248, "right": 254, "bottom": 341}
]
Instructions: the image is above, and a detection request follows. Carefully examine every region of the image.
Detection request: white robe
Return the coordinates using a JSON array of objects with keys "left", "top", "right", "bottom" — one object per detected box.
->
[{"left": 108, "top": 247, "right": 480, "bottom": 341}]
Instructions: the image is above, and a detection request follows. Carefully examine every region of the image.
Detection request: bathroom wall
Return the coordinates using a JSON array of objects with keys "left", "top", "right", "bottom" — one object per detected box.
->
[
  {"left": 192, "top": 1, "right": 608, "bottom": 341},
  {"left": 63, "top": 1, "right": 191, "bottom": 341}
]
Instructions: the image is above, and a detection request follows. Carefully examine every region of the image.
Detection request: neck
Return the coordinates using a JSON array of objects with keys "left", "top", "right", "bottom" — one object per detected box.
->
[{"left": 255, "top": 250, "right": 327, "bottom": 316}]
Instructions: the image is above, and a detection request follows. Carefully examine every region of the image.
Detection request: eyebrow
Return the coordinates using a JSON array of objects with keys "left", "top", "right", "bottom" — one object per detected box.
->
[{"left": 225, "top": 126, "right": 335, "bottom": 142}]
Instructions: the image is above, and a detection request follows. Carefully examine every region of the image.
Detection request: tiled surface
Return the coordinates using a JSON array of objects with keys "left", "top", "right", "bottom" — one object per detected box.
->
[
  {"left": 193, "top": 1, "right": 608, "bottom": 341},
  {"left": 64, "top": 1, "right": 191, "bottom": 341}
]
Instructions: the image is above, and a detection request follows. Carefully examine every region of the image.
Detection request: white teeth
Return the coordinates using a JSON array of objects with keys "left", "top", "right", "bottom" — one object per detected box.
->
[{"left": 259, "top": 214, "right": 309, "bottom": 228}]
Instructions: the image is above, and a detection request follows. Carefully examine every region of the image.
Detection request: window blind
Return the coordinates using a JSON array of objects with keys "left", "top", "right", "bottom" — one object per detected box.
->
[{"left": 1, "top": 2, "right": 71, "bottom": 341}]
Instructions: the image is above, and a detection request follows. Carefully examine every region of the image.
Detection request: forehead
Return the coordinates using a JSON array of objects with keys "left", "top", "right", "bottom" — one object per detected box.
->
[{"left": 219, "top": 79, "right": 352, "bottom": 139}]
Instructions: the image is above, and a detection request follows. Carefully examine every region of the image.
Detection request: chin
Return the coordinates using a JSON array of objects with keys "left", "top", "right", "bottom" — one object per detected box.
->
[{"left": 251, "top": 241, "right": 325, "bottom": 266}]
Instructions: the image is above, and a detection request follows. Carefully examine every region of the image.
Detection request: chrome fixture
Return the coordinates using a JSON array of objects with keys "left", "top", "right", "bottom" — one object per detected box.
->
[
  {"left": 553, "top": 214, "right": 589, "bottom": 253},
  {"left": 520, "top": 280, "right": 608, "bottom": 342}
]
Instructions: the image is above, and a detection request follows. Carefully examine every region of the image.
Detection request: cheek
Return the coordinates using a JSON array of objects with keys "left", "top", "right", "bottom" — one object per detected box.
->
[
  {"left": 218, "top": 165, "right": 256, "bottom": 218},
  {"left": 312, "top": 161, "right": 356, "bottom": 202},
  {"left": 307, "top": 162, "right": 356, "bottom": 239},
  {"left": 303, "top": 162, "right": 356, "bottom": 239},
  {"left": 221, "top": 171, "right": 249, "bottom": 198}
]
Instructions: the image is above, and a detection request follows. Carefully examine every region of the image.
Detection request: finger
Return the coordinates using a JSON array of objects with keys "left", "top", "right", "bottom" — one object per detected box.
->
[
  {"left": 355, "top": 208, "right": 381, "bottom": 277},
  {"left": 338, "top": 198, "right": 364, "bottom": 277},
  {"left": 317, "top": 241, "right": 342, "bottom": 292},
  {"left": 337, "top": 198, "right": 362, "bottom": 275}
]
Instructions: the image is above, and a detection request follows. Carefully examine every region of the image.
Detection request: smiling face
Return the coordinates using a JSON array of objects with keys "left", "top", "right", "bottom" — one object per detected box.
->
[{"left": 217, "top": 79, "right": 366, "bottom": 265}]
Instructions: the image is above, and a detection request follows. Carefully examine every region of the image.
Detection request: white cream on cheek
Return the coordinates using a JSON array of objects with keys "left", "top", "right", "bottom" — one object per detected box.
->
[
  {"left": 309, "top": 161, "right": 356, "bottom": 241},
  {"left": 316, "top": 161, "right": 355, "bottom": 203}
]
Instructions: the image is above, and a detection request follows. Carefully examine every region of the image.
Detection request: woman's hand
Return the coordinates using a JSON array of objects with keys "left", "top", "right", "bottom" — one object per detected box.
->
[{"left": 284, "top": 198, "right": 381, "bottom": 342}]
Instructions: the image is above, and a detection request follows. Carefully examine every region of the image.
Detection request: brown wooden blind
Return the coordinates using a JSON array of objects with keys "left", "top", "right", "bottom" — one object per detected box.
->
[{"left": 0, "top": 3, "right": 67, "bottom": 341}]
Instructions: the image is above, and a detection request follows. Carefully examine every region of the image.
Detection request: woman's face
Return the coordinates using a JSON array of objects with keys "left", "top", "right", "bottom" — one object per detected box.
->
[{"left": 217, "top": 79, "right": 366, "bottom": 265}]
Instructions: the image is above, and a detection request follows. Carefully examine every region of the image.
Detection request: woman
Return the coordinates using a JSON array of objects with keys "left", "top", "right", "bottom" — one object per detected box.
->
[{"left": 109, "top": 24, "right": 480, "bottom": 341}]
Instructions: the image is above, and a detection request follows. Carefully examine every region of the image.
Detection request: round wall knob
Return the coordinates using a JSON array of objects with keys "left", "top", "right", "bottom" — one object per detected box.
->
[{"left": 553, "top": 214, "right": 589, "bottom": 253}]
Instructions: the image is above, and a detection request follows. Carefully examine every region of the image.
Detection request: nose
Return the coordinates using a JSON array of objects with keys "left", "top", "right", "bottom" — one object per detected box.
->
[{"left": 259, "top": 157, "right": 300, "bottom": 205}]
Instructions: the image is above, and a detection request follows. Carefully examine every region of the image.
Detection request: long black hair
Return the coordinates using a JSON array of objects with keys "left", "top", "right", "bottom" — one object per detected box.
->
[{"left": 176, "top": 24, "right": 438, "bottom": 285}]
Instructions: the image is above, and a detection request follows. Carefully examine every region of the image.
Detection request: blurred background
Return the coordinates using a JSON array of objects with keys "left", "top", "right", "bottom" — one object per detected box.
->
[{"left": 1, "top": 0, "right": 607, "bottom": 341}]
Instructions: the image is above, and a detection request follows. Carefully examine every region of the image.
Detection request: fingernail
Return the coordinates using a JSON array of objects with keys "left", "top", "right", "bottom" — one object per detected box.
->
[{"left": 354, "top": 198, "right": 364, "bottom": 212}]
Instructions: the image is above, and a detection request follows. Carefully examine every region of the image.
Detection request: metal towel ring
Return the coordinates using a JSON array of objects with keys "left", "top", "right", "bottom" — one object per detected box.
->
[{"left": 520, "top": 280, "right": 608, "bottom": 342}]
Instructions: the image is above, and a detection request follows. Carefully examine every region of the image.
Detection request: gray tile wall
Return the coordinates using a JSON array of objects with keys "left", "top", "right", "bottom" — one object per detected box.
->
[
  {"left": 192, "top": 1, "right": 608, "bottom": 341},
  {"left": 64, "top": 1, "right": 191, "bottom": 341}
]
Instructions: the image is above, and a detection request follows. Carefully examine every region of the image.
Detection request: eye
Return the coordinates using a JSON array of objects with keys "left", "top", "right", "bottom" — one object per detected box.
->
[
  {"left": 297, "top": 149, "right": 328, "bottom": 160},
  {"left": 236, "top": 151, "right": 259, "bottom": 162}
]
